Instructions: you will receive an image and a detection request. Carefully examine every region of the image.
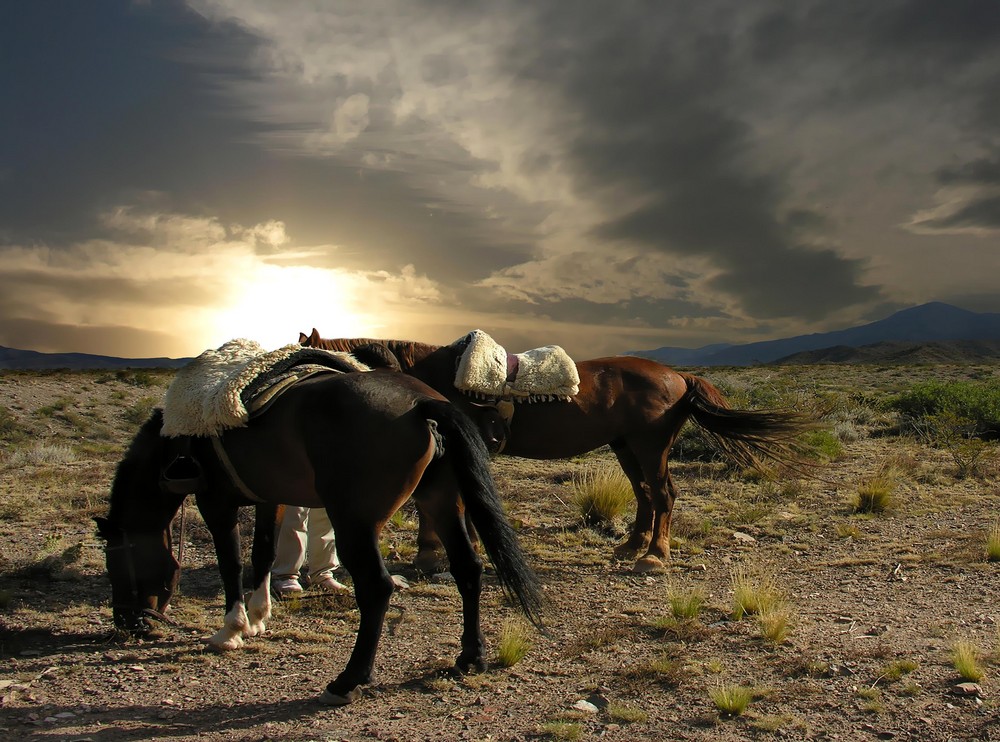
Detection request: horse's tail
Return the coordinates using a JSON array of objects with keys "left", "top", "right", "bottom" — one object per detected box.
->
[
  {"left": 418, "top": 399, "right": 543, "bottom": 628},
  {"left": 678, "top": 373, "right": 815, "bottom": 474}
]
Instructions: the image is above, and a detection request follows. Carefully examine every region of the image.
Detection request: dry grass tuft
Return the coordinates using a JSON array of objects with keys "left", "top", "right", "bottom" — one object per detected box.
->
[
  {"left": 571, "top": 462, "right": 632, "bottom": 527},
  {"left": 495, "top": 618, "right": 533, "bottom": 667},
  {"left": 986, "top": 521, "right": 1000, "bottom": 562},
  {"left": 731, "top": 559, "right": 785, "bottom": 620},
  {"left": 709, "top": 683, "right": 754, "bottom": 717},
  {"left": 952, "top": 640, "right": 984, "bottom": 682}
]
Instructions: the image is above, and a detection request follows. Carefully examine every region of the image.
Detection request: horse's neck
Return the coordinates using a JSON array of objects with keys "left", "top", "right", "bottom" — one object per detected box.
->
[{"left": 313, "top": 338, "right": 440, "bottom": 370}]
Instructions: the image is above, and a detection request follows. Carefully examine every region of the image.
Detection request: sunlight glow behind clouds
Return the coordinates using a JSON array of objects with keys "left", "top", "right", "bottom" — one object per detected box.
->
[{"left": 0, "top": 205, "right": 443, "bottom": 357}]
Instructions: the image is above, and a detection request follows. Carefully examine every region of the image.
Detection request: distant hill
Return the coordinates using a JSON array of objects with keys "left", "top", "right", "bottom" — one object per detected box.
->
[
  {"left": 774, "top": 339, "right": 1000, "bottom": 365},
  {"left": 0, "top": 345, "right": 191, "bottom": 370},
  {"left": 630, "top": 302, "right": 1000, "bottom": 366}
]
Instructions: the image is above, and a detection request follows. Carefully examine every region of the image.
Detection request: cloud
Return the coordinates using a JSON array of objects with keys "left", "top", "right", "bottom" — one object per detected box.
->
[{"left": 0, "top": 204, "right": 446, "bottom": 356}]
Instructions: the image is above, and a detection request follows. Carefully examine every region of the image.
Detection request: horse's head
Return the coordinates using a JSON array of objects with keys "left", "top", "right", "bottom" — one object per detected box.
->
[{"left": 95, "top": 514, "right": 180, "bottom": 635}]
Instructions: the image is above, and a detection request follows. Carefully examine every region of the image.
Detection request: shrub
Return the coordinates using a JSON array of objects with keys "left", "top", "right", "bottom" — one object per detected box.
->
[
  {"left": 0, "top": 405, "right": 28, "bottom": 443},
  {"left": 891, "top": 380, "right": 1000, "bottom": 438},
  {"left": 802, "top": 429, "right": 843, "bottom": 461},
  {"left": 123, "top": 397, "right": 159, "bottom": 425}
]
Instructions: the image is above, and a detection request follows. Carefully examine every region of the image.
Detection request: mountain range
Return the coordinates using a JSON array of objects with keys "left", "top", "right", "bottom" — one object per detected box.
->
[
  {"left": 2, "top": 302, "right": 999, "bottom": 369},
  {"left": 0, "top": 346, "right": 192, "bottom": 370},
  {"left": 629, "top": 302, "right": 1000, "bottom": 366}
]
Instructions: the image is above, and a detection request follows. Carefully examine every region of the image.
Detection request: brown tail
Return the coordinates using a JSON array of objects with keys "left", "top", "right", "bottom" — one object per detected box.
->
[{"left": 679, "top": 373, "right": 816, "bottom": 473}]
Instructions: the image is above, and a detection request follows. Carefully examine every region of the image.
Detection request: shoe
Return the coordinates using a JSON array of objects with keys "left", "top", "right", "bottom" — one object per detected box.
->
[
  {"left": 272, "top": 577, "right": 304, "bottom": 596},
  {"left": 313, "top": 576, "right": 349, "bottom": 592}
]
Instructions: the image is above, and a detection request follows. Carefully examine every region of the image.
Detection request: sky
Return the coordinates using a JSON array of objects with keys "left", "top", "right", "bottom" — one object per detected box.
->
[{"left": 2, "top": 1, "right": 999, "bottom": 360}]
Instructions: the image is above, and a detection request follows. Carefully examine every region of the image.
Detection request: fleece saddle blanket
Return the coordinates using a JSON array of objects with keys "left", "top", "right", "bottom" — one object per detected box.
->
[
  {"left": 161, "top": 338, "right": 369, "bottom": 438},
  {"left": 453, "top": 329, "right": 580, "bottom": 403}
]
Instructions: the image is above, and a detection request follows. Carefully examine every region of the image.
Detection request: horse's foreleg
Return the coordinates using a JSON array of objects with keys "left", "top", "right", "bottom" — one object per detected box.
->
[
  {"left": 610, "top": 442, "right": 653, "bottom": 559},
  {"left": 198, "top": 501, "right": 248, "bottom": 650},
  {"left": 320, "top": 523, "right": 394, "bottom": 706},
  {"left": 246, "top": 503, "right": 279, "bottom": 637}
]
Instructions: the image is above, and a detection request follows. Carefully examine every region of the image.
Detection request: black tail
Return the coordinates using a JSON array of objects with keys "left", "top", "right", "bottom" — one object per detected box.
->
[
  {"left": 418, "top": 399, "right": 543, "bottom": 627},
  {"left": 680, "top": 373, "right": 817, "bottom": 474}
]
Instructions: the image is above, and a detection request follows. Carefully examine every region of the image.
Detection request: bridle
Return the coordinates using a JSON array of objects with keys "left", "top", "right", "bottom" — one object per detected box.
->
[{"left": 105, "top": 499, "right": 188, "bottom": 629}]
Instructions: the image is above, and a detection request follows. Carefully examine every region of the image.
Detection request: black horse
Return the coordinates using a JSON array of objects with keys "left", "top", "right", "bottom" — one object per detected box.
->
[{"left": 97, "top": 370, "right": 542, "bottom": 705}]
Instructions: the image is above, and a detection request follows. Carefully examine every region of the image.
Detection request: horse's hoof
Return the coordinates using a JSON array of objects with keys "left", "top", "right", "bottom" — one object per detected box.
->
[
  {"left": 455, "top": 657, "right": 487, "bottom": 675},
  {"left": 413, "top": 553, "right": 448, "bottom": 574},
  {"left": 633, "top": 555, "right": 666, "bottom": 573},
  {"left": 613, "top": 544, "right": 642, "bottom": 560},
  {"left": 319, "top": 687, "right": 362, "bottom": 706}
]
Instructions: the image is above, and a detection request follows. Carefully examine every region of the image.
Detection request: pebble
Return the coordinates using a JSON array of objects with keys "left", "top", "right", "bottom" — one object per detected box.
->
[{"left": 572, "top": 700, "right": 599, "bottom": 714}]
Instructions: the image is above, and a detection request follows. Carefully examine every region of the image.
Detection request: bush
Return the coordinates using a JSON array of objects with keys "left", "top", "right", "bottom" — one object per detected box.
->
[
  {"left": 0, "top": 405, "right": 28, "bottom": 443},
  {"left": 891, "top": 380, "right": 1000, "bottom": 438}
]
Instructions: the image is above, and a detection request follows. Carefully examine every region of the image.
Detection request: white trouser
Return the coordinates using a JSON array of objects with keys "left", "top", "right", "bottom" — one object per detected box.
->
[{"left": 271, "top": 506, "right": 339, "bottom": 583}]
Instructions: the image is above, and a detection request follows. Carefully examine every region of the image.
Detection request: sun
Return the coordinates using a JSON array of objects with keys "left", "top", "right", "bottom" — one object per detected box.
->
[{"left": 208, "top": 264, "right": 376, "bottom": 351}]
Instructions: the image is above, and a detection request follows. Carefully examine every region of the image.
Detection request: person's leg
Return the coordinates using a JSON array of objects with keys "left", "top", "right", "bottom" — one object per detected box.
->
[
  {"left": 306, "top": 507, "right": 346, "bottom": 590},
  {"left": 271, "top": 506, "right": 309, "bottom": 593}
]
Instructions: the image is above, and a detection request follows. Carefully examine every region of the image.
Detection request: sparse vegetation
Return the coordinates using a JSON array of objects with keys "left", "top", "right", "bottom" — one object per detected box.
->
[
  {"left": 731, "top": 559, "right": 785, "bottom": 620},
  {"left": 852, "top": 463, "right": 902, "bottom": 514},
  {"left": 570, "top": 462, "right": 632, "bottom": 527},
  {"left": 986, "top": 521, "right": 1000, "bottom": 562},
  {"left": 710, "top": 683, "right": 754, "bottom": 717},
  {"left": 668, "top": 583, "right": 706, "bottom": 620},
  {"left": 495, "top": 618, "right": 533, "bottom": 667},
  {"left": 952, "top": 640, "right": 985, "bottom": 682},
  {"left": 3, "top": 365, "right": 999, "bottom": 739}
]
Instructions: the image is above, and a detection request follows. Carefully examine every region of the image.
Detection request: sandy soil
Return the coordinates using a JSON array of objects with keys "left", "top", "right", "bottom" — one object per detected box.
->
[{"left": 0, "top": 366, "right": 998, "bottom": 741}]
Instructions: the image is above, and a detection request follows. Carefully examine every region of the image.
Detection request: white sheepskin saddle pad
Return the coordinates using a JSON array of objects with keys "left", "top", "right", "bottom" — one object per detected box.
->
[
  {"left": 161, "top": 338, "right": 368, "bottom": 438},
  {"left": 452, "top": 329, "right": 580, "bottom": 402}
]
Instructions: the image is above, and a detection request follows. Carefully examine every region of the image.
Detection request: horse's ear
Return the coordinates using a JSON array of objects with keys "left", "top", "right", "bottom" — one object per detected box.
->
[
  {"left": 298, "top": 332, "right": 308, "bottom": 345},
  {"left": 309, "top": 328, "right": 321, "bottom": 344}
]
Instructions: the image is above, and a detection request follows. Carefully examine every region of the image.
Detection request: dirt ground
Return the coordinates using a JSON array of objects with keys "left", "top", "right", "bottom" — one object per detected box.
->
[{"left": 0, "top": 366, "right": 998, "bottom": 741}]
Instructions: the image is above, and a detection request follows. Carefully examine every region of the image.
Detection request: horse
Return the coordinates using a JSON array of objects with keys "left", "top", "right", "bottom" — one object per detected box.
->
[
  {"left": 96, "top": 369, "right": 542, "bottom": 705},
  {"left": 299, "top": 330, "right": 813, "bottom": 572}
]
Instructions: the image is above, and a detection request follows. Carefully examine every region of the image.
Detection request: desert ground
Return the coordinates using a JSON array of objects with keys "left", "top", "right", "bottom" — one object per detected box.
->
[{"left": 0, "top": 364, "right": 998, "bottom": 741}]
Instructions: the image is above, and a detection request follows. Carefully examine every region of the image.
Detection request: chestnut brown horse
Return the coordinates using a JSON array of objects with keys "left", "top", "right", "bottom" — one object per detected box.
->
[
  {"left": 299, "top": 330, "right": 812, "bottom": 572},
  {"left": 97, "top": 370, "right": 542, "bottom": 705}
]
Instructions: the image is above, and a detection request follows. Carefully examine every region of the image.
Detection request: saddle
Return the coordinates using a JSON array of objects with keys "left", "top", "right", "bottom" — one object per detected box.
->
[
  {"left": 452, "top": 330, "right": 580, "bottom": 403},
  {"left": 159, "top": 339, "right": 370, "bottom": 495}
]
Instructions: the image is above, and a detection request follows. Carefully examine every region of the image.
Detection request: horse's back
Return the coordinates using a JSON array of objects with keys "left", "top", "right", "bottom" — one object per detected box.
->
[{"left": 219, "top": 371, "right": 443, "bottom": 507}]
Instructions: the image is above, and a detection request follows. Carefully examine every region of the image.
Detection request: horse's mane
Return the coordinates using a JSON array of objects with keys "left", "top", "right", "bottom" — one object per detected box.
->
[
  {"left": 300, "top": 331, "right": 440, "bottom": 371},
  {"left": 104, "top": 409, "right": 167, "bottom": 530}
]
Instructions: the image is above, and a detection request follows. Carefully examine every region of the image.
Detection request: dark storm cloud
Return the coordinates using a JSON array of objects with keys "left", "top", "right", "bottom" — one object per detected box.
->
[
  {"left": 498, "top": 2, "right": 879, "bottom": 319},
  {"left": 0, "top": 1, "right": 264, "bottom": 244}
]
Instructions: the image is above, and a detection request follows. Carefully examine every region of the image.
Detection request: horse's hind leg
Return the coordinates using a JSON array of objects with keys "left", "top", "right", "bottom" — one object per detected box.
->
[
  {"left": 246, "top": 503, "right": 279, "bottom": 637},
  {"left": 416, "top": 485, "right": 486, "bottom": 673},
  {"left": 610, "top": 440, "right": 654, "bottom": 559},
  {"left": 320, "top": 518, "right": 395, "bottom": 705}
]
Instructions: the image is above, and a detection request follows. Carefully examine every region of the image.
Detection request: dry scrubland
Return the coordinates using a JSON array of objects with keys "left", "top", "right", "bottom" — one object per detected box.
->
[{"left": 0, "top": 364, "right": 999, "bottom": 741}]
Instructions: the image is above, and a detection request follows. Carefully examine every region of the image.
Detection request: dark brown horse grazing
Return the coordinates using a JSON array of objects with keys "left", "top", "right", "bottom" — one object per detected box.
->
[
  {"left": 96, "top": 370, "right": 542, "bottom": 705},
  {"left": 300, "top": 330, "right": 812, "bottom": 572}
]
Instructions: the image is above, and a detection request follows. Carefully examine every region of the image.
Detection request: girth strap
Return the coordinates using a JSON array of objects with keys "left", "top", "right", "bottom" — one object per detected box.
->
[{"left": 211, "top": 434, "right": 266, "bottom": 504}]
